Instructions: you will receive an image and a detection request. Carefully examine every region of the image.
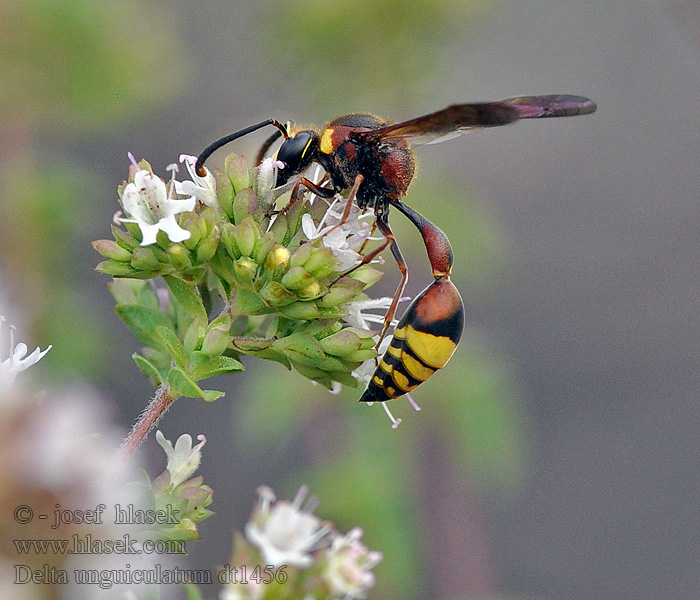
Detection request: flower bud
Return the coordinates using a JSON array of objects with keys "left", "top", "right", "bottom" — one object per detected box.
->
[
  {"left": 195, "top": 225, "right": 221, "bottom": 263},
  {"left": 280, "top": 266, "right": 314, "bottom": 291},
  {"left": 278, "top": 301, "right": 322, "bottom": 320},
  {"left": 347, "top": 266, "right": 384, "bottom": 289},
  {"left": 252, "top": 232, "right": 277, "bottom": 265},
  {"left": 96, "top": 260, "right": 140, "bottom": 277},
  {"left": 92, "top": 239, "right": 132, "bottom": 261},
  {"left": 233, "top": 216, "right": 262, "bottom": 257},
  {"left": 224, "top": 153, "right": 251, "bottom": 196},
  {"left": 319, "top": 329, "right": 364, "bottom": 357},
  {"left": 295, "top": 280, "right": 324, "bottom": 300},
  {"left": 268, "top": 212, "right": 288, "bottom": 243},
  {"left": 167, "top": 244, "right": 193, "bottom": 271},
  {"left": 259, "top": 281, "right": 296, "bottom": 307},
  {"left": 264, "top": 245, "right": 291, "bottom": 281},
  {"left": 131, "top": 247, "right": 162, "bottom": 271},
  {"left": 316, "top": 279, "right": 365, "bottom": 308},
  {"left": 341, "top": 348, "right": 377, "bottom": 363},
  {"left": 232, "top": 188, "right": 257, "bottom": 225},
  {"left": 274, "top": 333, "right": 324, "bottom": 366},
  {"left": 233, "top": 257, "right": 257, "bottom": 284},
  {"left": 183, "top": 321, "right": 205, "bottom": 355},
  {"left": 290, "top": 241, "right": 315, "bottom": 267},
  {"left": 182, "top": 213, "right": 206, "bottom": 249},
  {"left": 221, "top": 222, "right": 241, "bottom": 259},
  {"left": 303, "top": 247, "right": 338, "bottom": 278}
]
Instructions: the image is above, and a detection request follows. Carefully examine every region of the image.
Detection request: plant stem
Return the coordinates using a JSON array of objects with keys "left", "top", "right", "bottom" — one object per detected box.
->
[{"left": 118, "top": 385, "right": 176, "bottom": 460}]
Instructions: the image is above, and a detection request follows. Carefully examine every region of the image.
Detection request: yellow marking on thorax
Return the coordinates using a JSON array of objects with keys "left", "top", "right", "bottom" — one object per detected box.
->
[{"left": 320, "top": 128, "right": 334, "bottom": 155}]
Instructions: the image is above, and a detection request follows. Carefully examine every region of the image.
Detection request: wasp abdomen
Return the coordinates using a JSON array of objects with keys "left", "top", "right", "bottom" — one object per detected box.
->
[{"left": 359, "top": 277, "right": 464, "bottom": 403}]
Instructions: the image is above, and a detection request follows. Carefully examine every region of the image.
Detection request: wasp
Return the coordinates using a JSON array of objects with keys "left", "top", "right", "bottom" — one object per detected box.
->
[{"left": 195, "top": 95, "right": 596, "bottom": 404}]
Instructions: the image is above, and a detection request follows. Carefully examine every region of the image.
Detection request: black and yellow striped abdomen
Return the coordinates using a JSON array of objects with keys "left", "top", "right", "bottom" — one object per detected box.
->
[{"left": 359, "top": 277, "right": 464, "bottom": 403}]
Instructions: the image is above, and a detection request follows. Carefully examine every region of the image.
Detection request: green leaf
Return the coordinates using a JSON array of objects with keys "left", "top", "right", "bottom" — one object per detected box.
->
[
  {"left": 154, "top": 325, "right": 187, "bottom": 367},
  {"left": 224, "top": 153, "right": 251, "bottom": 194},
  {"left": 188, "top": 352, "right": 244, "bottom": 380},
  {"left": 167, "top": 367, "right": 206, "bottom": 399},
  {"left": 132, "top": 354, "right": 166, "bottom": 385},
  {"left": 163, "top": 275, "right": 207, "bottom": 325},
  {"left": 115, "top": 305, "right": 175, "bottom": 352},
  {"left": 96, "top": 259, "right": 139, "bottom": 278},
  {"left": 202, "top": 390, "right": 225, "bottom": 402}
]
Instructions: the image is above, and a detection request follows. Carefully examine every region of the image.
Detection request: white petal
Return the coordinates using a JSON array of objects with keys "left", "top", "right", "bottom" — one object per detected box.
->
[
  {"left": 138, "top": 222, "right": 160, "bottom": 246},
  {"left": 156, "top": 214, "right": 191, "bottom": 243},
  {"left": 301, "top": 214, "right": 321, "bottom": 240}
]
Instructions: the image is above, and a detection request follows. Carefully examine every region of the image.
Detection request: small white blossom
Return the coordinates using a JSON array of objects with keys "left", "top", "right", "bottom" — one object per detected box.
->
[
  {"left": 322, "top": 528, "right": 382, "bottom": 600},
  {"left": 0, "top": 316, "right": 51, "bottom": 384},
  {"left": 155, "top": 430, "right": 207, "bottom": 487},
  {"left": 120, "top": 156, "right": 195, "bottom": 246},
  {"left": 246, "top": 485, "right": 331, "bottom": 568},
  {"left": 176, "top": 154, "right": 219, "bottom": 208},
  {"left": 344, "top": 297, "right": 396, "bottom": 330},
  {"left": 301, "top": 196, "right": 373, "bottom": 271}
]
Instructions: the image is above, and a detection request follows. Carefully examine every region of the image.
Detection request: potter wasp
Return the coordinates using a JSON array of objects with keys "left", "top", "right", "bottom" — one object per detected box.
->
[{"left": 195, "top": 94, "right": 596, "bottom": 404}]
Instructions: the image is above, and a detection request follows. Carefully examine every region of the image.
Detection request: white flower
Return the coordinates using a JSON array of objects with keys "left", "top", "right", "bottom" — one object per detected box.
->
[
  {"left": 322, "top": 528, "right": 382, "bottom": 600},
  {"left": 175, "top": 154, "right": 219, "bottom": 208},
  {"left": 246, "top": 485, "right": 331, "bottom": 568},
  {"left": 155, "top": 430, "right": 206, "bottom": 487},
  {"left": 344, "top": 297, "right": 395, "bottom": 330},
  {"left": 219, "top": 579, "right": 265, "bottom": 600},
  {"left": 120, "top": 155, "right": 195, "bottom": 246},
  {"left": 301, "top": 196, "right": 373, "bottom": 271},
  {"left": 0, "top": 316, "right": 51, "bottom": 385}
]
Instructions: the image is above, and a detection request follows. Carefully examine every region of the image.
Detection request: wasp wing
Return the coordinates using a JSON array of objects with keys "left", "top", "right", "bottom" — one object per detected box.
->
[
  {"left": 357, "top": 95, "right": 596, "bottom": 146},
  {"left": 500, "top": 94, "right": 597, "bottom": 118}
]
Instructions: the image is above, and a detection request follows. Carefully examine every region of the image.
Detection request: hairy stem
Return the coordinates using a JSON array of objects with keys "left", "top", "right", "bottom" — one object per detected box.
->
[{"left": 118, "top": 385, "right": 177, "bottom": 459}]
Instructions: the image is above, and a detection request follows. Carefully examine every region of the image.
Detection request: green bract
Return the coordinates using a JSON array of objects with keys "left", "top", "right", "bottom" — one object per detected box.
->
[{"left": 96, "top": 153, "right": 384, "bottom": 399}]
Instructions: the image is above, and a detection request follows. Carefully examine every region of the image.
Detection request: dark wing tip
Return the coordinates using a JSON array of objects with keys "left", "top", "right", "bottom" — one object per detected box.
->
[{"left": 502, "top": 94, "right": 597, "bottom": 118}]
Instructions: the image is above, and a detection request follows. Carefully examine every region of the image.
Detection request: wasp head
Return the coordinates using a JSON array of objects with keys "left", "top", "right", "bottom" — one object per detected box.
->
[{"left": 274, "top": 130, "right": 319, "bottom": 187}]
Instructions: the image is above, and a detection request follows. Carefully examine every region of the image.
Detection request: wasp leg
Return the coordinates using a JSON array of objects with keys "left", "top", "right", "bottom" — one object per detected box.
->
[
  {"left": 291, "top": 176, "right": 336, "bottom": 199},
  {"left": 318, "top": 173, "right": 365, "bottom": 241},
  {"left": 374, "top": 218, "right": 408, "bottom": 348}
]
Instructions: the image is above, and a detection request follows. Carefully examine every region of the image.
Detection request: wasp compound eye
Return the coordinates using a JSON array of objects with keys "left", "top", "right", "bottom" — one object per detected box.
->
[{"left": 274, "top": 131, "right": 318, "bottom": 187}]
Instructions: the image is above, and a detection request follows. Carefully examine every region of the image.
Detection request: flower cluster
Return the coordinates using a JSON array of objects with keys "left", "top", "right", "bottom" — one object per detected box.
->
[
  {"left": 131, "top": 431, "right": 214, "bottom": 543},
  {"left": 94, "top": 152, "right": 391, "bottom": 399},
  {"left": 221, "top": 486, "right": 382, "bottom": 600}
]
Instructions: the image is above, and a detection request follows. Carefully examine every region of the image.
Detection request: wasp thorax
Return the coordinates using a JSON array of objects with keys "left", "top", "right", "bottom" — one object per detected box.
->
[{"left": 274, "top": 130, "right": 319, "bottom": 186}]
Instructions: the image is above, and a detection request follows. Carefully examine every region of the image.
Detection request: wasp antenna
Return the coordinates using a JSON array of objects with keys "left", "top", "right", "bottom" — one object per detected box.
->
[{"left": 195, "top": 118, "right": 288, "bottom": 176}]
